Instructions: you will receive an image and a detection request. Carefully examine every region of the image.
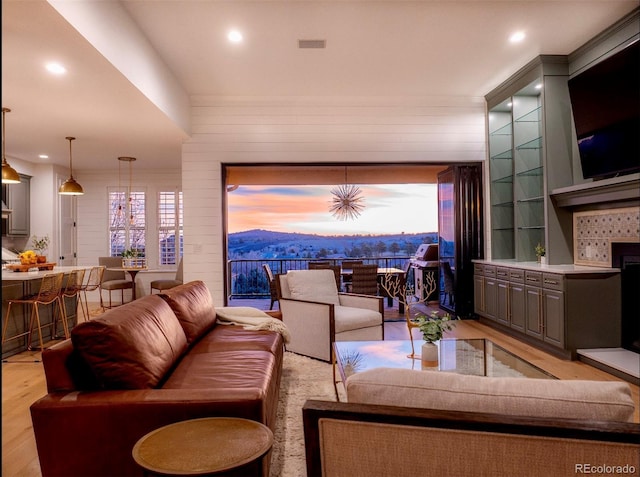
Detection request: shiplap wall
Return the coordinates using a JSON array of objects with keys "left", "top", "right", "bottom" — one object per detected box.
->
[{"left": 183, "top": 96, "right": 486, "bottom": 304}]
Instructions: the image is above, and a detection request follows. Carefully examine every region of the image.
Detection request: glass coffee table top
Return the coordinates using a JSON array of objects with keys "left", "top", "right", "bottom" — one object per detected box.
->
[{"left": 334, "top": 339, "right": 556, "bottom": 383}]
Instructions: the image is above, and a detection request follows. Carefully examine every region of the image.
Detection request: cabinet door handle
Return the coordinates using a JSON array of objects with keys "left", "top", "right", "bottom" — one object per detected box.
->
[
  {"left": 544, "top": 279, "right": 558, "bottom": 285},
  {"left": 538, "top": 292, "right": 543, "bottom": 333},
  {"left": 506, "top": 284, "right": 511, "bottom": 319}
]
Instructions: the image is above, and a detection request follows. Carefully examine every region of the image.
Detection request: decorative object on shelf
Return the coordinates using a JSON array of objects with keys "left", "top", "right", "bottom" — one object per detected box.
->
[
  {"left": 535, "top": 242, "right": 546, "bottom": 263},
  {"left": 1, "top": 107, "right": 21, "bottom": 184},
  {"left": 117, "top": 156, "right": 137, "bottom": 225},
  {"left": 31, "top": 235, "right": 50, "bottom": 263},
  {"left": 329, "top": 167, "right": 365, "bottom": 221},
  {"left": 121, "top": 248, "right": 146, "bottom": 268},
  {"left": 59, "top": 137, "right": 84, "bottom": 195}
]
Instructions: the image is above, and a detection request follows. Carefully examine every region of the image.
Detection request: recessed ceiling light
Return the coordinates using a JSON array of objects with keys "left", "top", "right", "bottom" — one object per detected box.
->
[
  {"left": 509, "top": 31, "right": 526, "bottom": 43},
  {"left": 38, "top": 154, "right": 49, "bottom": 159},
  {"left": 45, "top": 62, "right": 67, "bottom": 75},
  {"left": 227, "top": 30, "right": 243, "bottom": 43},
  {"left": 535, "top": 83, "right": 543, "bottom": 90}
]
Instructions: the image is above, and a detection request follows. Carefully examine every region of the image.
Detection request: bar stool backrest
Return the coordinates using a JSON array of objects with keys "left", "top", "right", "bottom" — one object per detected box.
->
[
  {"left": 38, "top": 273, "right": 65, "bottom": 304},
  {"left": 84, "top": 266, "right": 105, "bottom": 292}
]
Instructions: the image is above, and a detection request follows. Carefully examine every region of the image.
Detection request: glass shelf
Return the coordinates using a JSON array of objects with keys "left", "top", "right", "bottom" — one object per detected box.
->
[
  {"left": 493, "top": 226, "right": 515, "bottom": 231},
  {"left": 517, "top": 196, "right": 544, "bottom": 203},
  {"left": 490, "top": 150, "right": 513, "bottom": 160},
  {"left": 489, "top": 123, "right": 512, "bottom": 136},
  {"left": 516, "top": 166, "right": 543, "bottom": 178},
  {"left": 492, "top": 201, "right": 514, "bottom": 208},
  {"left": 518, "top": 226, "right": 545, "bottom": 230},
  {"left": 515, "top": 137, "right": 542, "bottom": 150},
  {"left": 514, "top": 106, "right": 541, "bottom": 123},
  {"left": 492, "top": 175, "right": 513, "bottom": 184}
]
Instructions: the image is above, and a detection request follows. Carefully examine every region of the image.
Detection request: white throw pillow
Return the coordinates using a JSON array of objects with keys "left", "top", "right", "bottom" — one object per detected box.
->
[{"left": 286, "top": 269, "right": 340, "bottom": 305}]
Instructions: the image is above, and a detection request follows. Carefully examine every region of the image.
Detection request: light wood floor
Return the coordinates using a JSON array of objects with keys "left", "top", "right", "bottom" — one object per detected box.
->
[{"left": 2, "top": 312, "right": 639, "bottom": 477}]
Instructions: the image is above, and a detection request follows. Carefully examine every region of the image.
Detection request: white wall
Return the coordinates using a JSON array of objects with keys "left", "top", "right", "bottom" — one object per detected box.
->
[{"left": 182, "top": 96, "right": 486, "bottom": 305}]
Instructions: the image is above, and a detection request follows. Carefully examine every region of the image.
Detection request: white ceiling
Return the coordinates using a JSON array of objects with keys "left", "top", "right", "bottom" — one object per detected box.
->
[{"left": 2, "top": 0, "right": 637, "bottom": 171}]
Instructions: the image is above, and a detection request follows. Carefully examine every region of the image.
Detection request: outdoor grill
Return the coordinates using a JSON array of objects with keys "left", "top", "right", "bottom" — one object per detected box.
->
[{"left": 410, "top": 243, "right": 439, "bottom": 302}]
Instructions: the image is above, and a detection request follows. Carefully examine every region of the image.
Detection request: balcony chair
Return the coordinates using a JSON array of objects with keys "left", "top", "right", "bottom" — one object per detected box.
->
[
  {"left": 340, "top": 260, "right": 363, "bottom": 292},
  {"left": 2, "top": 272, "right": 65, "bottom": 352},
  {"left": 308, "top": 262, "right": 342, "bottom": 291},
  {"left": 98, "top": 256, "right": 133, "bottom": 310},
  {"left": 262, "top": 263, "right": 279, "bottom": 310},
  {"left": 77, "top": 265, "right": 105, "bottom": 321},
  {"left": 277, "top": 269, "right": 384, "bottom": 362},
  {"left": 52, "top": 268, "right": 85, "bottom": 339},
  {"left": 349, "top": 264, "right": 379, "bottom": 296},
  {"left": 150, "top": 258, "right": 184, "bottom": 294}
]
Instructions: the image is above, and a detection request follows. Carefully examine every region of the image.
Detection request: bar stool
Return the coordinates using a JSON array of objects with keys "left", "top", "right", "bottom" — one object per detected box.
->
[
  {"left": 52, "top": 269, "right": 86, "bottom": 339},
  {"left": 2, "top": 272, "right": 65, "bottom": 352},
  {"left": 78, "top": 265, "right": 105, "bottom": 321}
]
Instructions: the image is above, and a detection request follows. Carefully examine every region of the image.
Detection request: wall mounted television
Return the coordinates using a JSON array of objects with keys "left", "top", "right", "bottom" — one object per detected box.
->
[{"left": 568, "top": 40, "right": 640, "bottom": 180}]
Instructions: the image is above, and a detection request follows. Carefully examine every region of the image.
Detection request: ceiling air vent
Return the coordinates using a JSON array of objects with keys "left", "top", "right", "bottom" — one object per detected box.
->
[{"left": 298, "top": 39, "right": 326, "bottom": 49}]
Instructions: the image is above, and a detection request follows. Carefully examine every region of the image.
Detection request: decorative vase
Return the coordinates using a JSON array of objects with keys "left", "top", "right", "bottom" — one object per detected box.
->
[
  {"left": 36, "top": 255, "right": 47, "bottom": 264},
  {"left": 421, "top": 342, "right": 438, "bottom": 368},
  {"left": 540, "top": 256, "right": 547, "bottom": 265}
]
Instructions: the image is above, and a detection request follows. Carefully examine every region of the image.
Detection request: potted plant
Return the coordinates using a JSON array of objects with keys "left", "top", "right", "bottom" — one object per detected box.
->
[
  {"left": 121, "top": 248, "right": 145, "bottom": 268},
  {"left": 415, "top": 311, "right": 457, "bottom": 365},
  {"left": 31, "top": 235, "right": 50, "bottom": 263},
  {"left": 535, "top": 243, "right": 546, "bottom": 264}
]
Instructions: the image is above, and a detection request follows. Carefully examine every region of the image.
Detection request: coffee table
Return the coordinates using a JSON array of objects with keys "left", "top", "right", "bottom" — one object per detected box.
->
[{"left": 333, "top": 339, "right": 555, "bottom": 400}]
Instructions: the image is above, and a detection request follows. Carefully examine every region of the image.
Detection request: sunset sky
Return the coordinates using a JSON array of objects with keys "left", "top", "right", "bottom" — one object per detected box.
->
[{"left": 227, "top": 184, "right": 438, "bottom": 235}]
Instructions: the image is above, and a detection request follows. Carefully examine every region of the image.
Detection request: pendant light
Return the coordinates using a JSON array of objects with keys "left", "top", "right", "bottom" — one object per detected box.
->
[
  {"left": 1, "top": 107, "right": 21, "bottom": 184},
  {"left": 329, "top": 166, "right": 365, "bottom": 221},
  {"left": 118, "top": 156, "right": 136, "bottom": 224},
  {"left": 58, "top": 136, "right": 84, "bottom": 195}
]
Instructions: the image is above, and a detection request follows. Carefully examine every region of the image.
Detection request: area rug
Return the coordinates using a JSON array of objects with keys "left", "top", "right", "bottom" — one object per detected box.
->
[{"left": 269, "top": 352, "right": 343, "bottom": 477}]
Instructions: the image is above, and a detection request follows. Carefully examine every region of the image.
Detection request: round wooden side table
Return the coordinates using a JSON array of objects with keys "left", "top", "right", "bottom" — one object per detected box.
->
[{"left": 132, "top": 417, "right": 273, "bottom": 476}]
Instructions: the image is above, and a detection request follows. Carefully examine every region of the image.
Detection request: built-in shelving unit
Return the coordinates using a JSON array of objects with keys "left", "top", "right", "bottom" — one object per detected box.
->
[{"left": 486, "top": 56, "right": 574, "bottom": 264}]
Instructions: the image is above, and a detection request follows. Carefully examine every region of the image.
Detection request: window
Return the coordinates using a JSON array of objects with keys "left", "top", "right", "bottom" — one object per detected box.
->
[
  {"left": 158, "top": 191, "right": 183, "bottom": 265},
  {"left": 109, "top": 190, "right": 146, "bottom": 257}
]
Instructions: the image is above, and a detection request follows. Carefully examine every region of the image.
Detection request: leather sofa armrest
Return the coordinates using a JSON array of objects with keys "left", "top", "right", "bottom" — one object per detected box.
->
[{"left": 31, "top": 388, "right": 270, "bottom": 477}]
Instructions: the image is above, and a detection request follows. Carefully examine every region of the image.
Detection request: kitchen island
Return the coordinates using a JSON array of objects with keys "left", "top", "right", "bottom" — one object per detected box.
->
[{"left": 2, "top": 265, "right": 91, "bottom": 359}]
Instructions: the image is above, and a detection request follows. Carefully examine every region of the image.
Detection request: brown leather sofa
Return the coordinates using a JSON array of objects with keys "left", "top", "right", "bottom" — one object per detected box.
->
[{"left": 30, "top": 280, "right": 284, "bottom": 477}]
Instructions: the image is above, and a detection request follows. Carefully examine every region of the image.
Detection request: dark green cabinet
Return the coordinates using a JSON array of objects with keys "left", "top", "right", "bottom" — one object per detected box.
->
[
  {"left": 474, "top": 260, "right": 620, "bottom": 359},
  {"left": 1, "top": 173, "right": 30, "bottom": 237}
]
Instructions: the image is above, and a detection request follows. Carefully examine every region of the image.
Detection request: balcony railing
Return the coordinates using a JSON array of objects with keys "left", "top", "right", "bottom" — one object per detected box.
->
[{"left": 227, "top": 257, "right": 411, "bottom": 299}]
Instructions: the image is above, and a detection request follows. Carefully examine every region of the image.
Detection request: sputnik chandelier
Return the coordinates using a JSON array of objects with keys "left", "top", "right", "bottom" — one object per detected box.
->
[{"left": 329, "top": 167, "right": 365, "bottom": 221}]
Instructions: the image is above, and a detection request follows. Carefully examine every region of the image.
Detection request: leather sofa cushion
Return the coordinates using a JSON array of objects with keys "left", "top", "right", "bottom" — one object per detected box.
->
[
  {"left": 71, "top": 296, "right": 188, "bottom": 389},
  {"left": 286, "top": 269, "right": 340, "bottom": 305},
  {"left": 159, "top": 280, "right": 217, "bottom": 344},
  {"left": 162, "top": 349, "right": 277, "bottom": 390},
  {"left": 189, "top": 325, "right": 284, "bottom": 355},
  {"left": 346, "top": 368, "right": 636, "bottom": 423}
]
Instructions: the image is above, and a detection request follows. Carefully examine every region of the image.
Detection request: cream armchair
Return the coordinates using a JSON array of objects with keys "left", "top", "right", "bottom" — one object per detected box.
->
[{"left": 277, "top": 269, "right": 384, "bottom": 362}]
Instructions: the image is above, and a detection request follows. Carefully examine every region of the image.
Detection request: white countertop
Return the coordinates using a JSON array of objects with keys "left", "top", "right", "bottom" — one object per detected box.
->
[
  {"left": 472, "top": 259, "right": 620, "bottom": 275},
  {"left": 2, "top": 265, "right": 93, "bottom": 282}
]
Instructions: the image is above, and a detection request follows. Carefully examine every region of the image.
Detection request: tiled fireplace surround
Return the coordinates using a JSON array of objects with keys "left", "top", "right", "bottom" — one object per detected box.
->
[{"left": 572, "top": 205, "right": 640, "bottom": 383}]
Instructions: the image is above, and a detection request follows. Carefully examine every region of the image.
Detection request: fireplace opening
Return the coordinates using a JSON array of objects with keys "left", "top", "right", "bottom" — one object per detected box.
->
[{"left": 612, "top": 243, "right": 640, "bottom": 354}]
